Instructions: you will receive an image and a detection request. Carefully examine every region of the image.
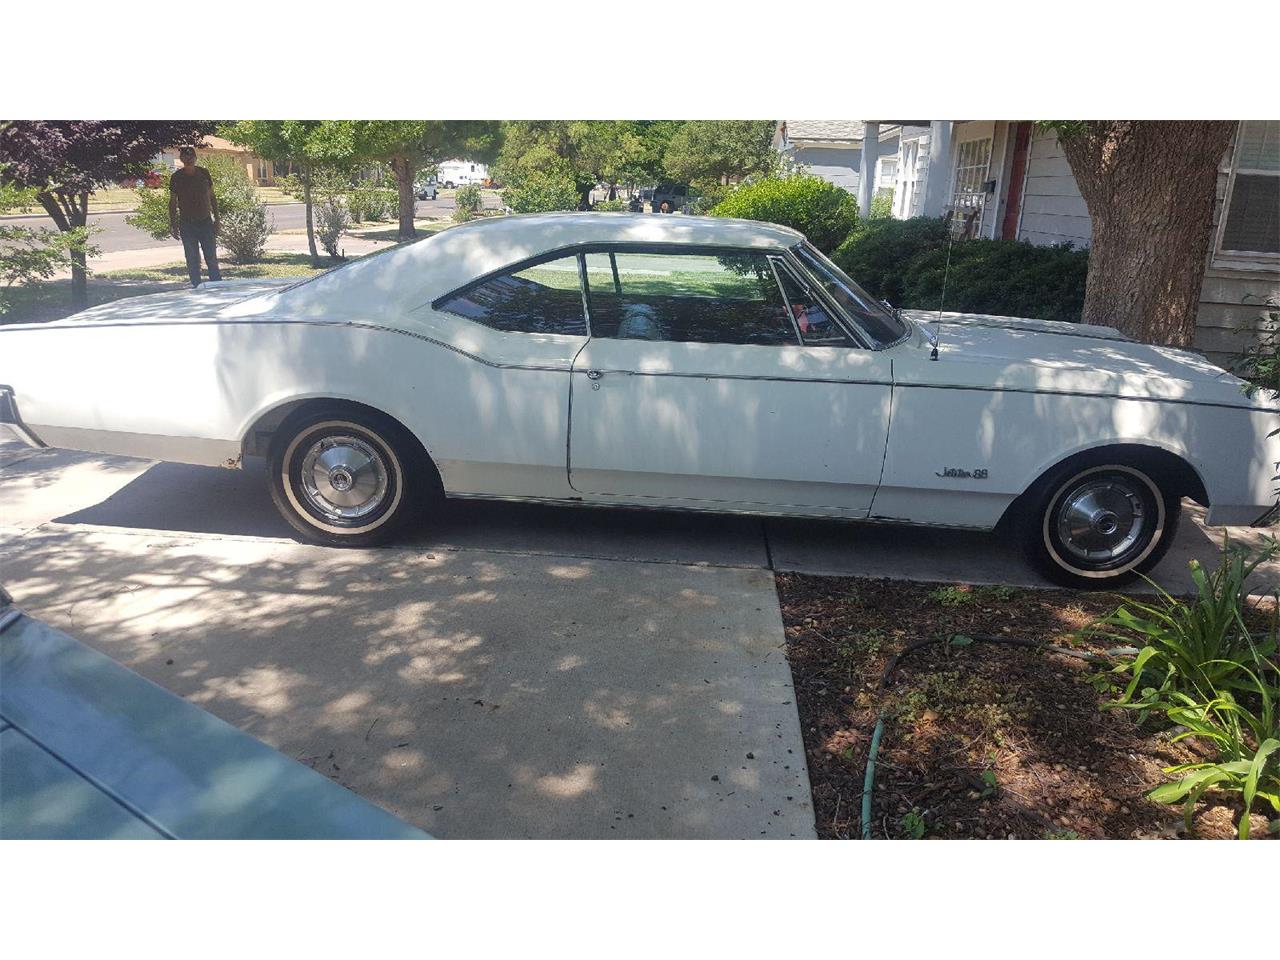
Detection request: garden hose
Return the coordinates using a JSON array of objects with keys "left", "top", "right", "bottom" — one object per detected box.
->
[{"left": 857, "top": 633, "right": 1137, "bottom": 839}]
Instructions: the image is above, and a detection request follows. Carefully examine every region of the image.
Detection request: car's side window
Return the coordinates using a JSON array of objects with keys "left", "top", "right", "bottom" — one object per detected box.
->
[
  {"left": 771, "top": 258, "right": 851, "bottom": 346},
  {"left": 439, "top": 255, "right": 586, "bottom": 336},
  {"left": 583, "top": 250, "right": 797, "bottom": 346}
]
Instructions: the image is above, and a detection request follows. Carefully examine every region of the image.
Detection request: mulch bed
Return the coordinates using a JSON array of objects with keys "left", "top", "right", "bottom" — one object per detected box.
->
[{"left": 778, "top": 574, "right": 1274, "bottom": 840}]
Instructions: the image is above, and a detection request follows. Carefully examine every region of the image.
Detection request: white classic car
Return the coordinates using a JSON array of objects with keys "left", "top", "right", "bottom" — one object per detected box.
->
[{"left": 2, "top": 213, "right": 1276, "bottom": 587}]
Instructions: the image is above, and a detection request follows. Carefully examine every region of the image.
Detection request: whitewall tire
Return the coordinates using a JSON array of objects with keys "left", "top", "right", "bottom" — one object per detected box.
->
[
  {"left": 268, "top": 409, "right": 423, "bottom": 547},
  {"left": 1020, "top": 462, "right": 1180, "bottom": 589}
]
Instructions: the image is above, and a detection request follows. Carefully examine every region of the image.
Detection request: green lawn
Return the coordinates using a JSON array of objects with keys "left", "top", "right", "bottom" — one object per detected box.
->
[{"left": 0, "top": 253, "right": 337, "bottom": 325}]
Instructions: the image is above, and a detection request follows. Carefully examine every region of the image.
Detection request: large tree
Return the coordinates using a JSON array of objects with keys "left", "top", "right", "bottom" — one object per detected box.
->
[
  {"left": 495, "top": 121, "right": 684, "bottom": 205},
  {"left": 661, "top": 120, "right": 776, "bottom": 190},
  {"left": 1050, "top": 121, "right": 1237, "bottom": 345},
  {"left": 0, "top": 121, "right": 215, "bottom": 307},
  {"left": 349, "top": 122, "right": 502, "bottom": 239}
]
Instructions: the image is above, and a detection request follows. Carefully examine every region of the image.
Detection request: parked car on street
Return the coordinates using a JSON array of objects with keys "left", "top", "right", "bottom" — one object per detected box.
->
[
  {"left": 650, "top": 181, "right": 693, "bottom": 213},
  {"left": 416, "top": 177, "right": 438, "bottom": 200},
  {"left": 2, "top": 213, "right": 1276, "bottom": 587}
]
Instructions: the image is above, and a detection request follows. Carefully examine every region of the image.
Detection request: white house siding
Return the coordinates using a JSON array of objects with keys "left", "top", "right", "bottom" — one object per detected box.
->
[
  {"left": 792, "top": 145, "right": 861, "bottom": 192},
  {"left": 1192, "top": 129, "right": 1280, "bottom": 364},
  {"left": 1016, "top": 128, "right": 1092, "bottom": 248}
]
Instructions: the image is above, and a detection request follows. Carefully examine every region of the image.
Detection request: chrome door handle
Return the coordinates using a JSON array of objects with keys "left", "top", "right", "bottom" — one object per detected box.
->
[{"left": 586, "top": 369, "right": 602, "bottom": 380}]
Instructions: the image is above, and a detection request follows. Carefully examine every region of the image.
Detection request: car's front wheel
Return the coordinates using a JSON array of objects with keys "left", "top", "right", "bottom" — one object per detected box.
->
[
  {"left": 268, "top": 408, "right": 425, "bottom": 547},
  {"left": 1019, "top": 462, "right": 1180, "bottom": 588}
]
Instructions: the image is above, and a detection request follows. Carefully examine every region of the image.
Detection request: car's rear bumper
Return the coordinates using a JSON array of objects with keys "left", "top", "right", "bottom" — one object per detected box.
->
[{"left": 0, "top": 385, "right": 45, "bottom": 449}]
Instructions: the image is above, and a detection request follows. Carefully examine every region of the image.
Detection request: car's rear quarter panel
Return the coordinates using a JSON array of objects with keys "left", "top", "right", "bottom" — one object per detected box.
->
[{"left": 3, "top": 317, "right": 580, "bottom": 499}]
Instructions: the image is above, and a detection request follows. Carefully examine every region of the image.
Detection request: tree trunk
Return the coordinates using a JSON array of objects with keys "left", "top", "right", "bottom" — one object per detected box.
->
[
  {"left": 36, "top": 189, "right": 89, "bottom": 310},
  {"left": 1057, "top": 121, "right": 1236, "bottom": 346},
  {"left": 391, "top": 156, "right": 416, "bottom": 240},
  {"left": 302, "top": 164, "right": 318, "bottom": 263}
]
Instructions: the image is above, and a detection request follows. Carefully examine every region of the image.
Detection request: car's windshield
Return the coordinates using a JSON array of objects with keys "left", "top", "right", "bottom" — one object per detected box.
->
[{"left": 792, "top": 242, "right": 908, "bottom": 347}]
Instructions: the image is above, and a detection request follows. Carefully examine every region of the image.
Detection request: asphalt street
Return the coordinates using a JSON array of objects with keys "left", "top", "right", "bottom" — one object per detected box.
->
[{"left": 1, "top": 195, "right": 497, "bottom": 255}]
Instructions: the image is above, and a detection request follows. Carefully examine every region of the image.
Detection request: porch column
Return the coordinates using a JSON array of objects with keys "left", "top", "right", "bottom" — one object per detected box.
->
[
  {"left": 857, "top": 122, "right": 879, "bottom": 218},
  {"left": 921, "top": 120, "right": 954, "bottom": 217}
]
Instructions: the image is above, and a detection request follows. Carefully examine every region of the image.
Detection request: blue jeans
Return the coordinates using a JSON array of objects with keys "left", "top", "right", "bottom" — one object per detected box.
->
[{"left": 180, "top": 219, "right": 222, "bottom": 286}]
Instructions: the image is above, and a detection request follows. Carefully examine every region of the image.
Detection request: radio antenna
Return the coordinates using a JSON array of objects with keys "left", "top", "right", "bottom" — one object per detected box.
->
[{"left": 931, "top": 223, "right": 956, "bottom": 361}]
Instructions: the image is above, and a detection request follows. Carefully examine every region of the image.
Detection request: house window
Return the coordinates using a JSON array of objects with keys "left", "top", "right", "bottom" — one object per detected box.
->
[
  {"left": 1219, "top": 120, "right": 1280, "bottom": 258},
  {"left": 950, "top": 138, "right": 992, "bottom": 238},
  {"left": 878, "top": 156, "right": 898, "bottom": 188}
]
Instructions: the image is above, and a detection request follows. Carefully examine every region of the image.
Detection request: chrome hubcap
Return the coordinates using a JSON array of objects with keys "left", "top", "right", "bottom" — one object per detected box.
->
[
  {"left": 299, "top": 435, "right": 388, "bottom": 521},
  {"left": 1055, "top": 477, "right": 1147, "bottom": 564}
]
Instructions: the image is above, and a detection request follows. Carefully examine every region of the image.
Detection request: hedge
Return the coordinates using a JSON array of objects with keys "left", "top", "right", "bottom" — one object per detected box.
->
[{"left": 832, "top": 217, "right": 1089, "bottom": 324}]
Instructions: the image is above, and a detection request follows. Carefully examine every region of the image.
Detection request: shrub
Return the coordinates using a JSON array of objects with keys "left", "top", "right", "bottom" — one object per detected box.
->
[
  {"left": 710, "top": 174, "right": 858, "bottom": 253},
  {"left": 128, "top": 153, "right": 258, "bottom": 240},
  {"left": 832, "top": 217, "right": 1089, "bottom": 323},
  {"left": 348, "top": 186, "right": 396, "bottom": 223},
  {"left": 315, "top": 197, "right": 349, "bottom": 258},
  {"left": 869, "top": 189, "right": 894, "bottom": 220},
  {"left": 218, "top": 200, "right": 271, "bottom": 263},
  {"left": 831, "top": 217, "right": 951, "bottom": 306},
  {"left": 593, "top": 198, "right": 625, "bottom": 212},
  {"left": 503, "top": 172, "right": 579, "bottom": 214},
  {"left": 453, "top": 184, "right": 483, "bottom": 223}
]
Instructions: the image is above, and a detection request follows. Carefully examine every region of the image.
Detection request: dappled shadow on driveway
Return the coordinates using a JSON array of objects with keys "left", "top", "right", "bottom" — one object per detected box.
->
[
  {"left": 45, "top": 456, "right": 1279, "bottom": 594},
  {"left": 2, "top": 527, "right": 811, "bottom": 838}
]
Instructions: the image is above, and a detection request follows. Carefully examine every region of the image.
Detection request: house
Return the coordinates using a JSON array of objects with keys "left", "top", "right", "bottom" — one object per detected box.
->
[
  {"left": 854, "top": 120, "right": 1279, "bottom": 363},
  {"left": 773, "top": 121, "right": 902, "bottom": 201},
  {"left": 155, "top": 135, "right": 281, "bottom": 185}
]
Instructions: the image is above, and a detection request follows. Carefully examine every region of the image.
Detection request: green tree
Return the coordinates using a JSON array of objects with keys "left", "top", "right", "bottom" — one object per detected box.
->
[
  {"left": 495, "top": 121, "right": 677, "bottom": 206},
  {"left": 0, "top": 176, "right": 95, "bottom": 316},
  {"left": 1044, "top": 120, "right": 1237, "bottom": 345},
  {"left": 220, "top": 121, "right": 353, "bottom": 262},
  {"left": 662, "top": 120, "right": 777, "bottom": 191},
  {"left": 347, "top": 122, "right": 502, "bottom": 239}
]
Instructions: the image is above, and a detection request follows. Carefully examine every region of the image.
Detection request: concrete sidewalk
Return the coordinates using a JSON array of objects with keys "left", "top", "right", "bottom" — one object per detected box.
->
[{"left": 59, "top": 230, "right": 400, "bottom": 278}]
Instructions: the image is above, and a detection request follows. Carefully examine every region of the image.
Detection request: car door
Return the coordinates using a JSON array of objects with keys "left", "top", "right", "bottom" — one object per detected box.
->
[{"left": 568, "top": 248, "right": 893, "bottom": 514}]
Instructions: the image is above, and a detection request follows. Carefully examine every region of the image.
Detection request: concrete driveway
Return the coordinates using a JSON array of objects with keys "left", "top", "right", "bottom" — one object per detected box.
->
[
  {"left": 1, "top": 439, "right": 813, "bottom": 839},
  {"left": 2, "top": 439, "right": 1276, "bottom": 837}
]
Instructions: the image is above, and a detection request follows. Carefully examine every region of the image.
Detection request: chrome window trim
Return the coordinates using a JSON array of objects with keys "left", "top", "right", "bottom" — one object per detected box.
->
[{"left": 787, "top": 242, "right": 911, "bottom": 351}]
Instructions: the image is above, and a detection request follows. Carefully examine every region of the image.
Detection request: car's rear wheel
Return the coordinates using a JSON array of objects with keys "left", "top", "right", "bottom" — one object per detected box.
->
[
  {"left": 1019, "top": 462, "right": 1180, "bottom": 588},
  {"left": 268, "top": 408, "right": 426, "bottom": 547}
]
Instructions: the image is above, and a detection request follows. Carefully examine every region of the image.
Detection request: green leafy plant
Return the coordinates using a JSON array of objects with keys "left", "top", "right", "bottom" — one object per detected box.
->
[
  {"left": 928, "top": 586, "right": 975, "bottom": 607},
  {"left": 980, "top": 769, "right": 1000, "bottom": 798},
  {"left": 869, "top": 189, "right": 894, "bottom": 220},
  {"left": 1, "top": 176, "right": 96, "bottom": 314},
  {"left": 1087, "top": 539, "right": 1279, "bottom": 713},
  {"left": 1086, "top": 540, "right": 1280, "bottom": 837},
  {"left": 502, "top": 171, "right": 579, "bottom": 214},
  {"left": 593, "top": 198, "right": 625, "bottom": 212},
  {"left": 900, "top": 809, "right": 926, "bottom": 839},
  {"left": 1146, "top": 672, "right": 1279, "bottom": 839},
  {"left": 453, "top": 184, "right": 483, "bottom": 223},
  {"left": 710, "top": 174, "right": 858, "bottom": 253}
]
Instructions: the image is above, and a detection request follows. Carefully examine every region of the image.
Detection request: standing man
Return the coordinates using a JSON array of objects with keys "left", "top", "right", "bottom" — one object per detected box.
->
[{"left": 168, "top": 146, "right": 222, "bottom": 287}]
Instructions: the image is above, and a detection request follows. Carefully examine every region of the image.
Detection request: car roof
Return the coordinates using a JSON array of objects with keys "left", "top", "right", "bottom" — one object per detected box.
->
[{"left": 251, "top": 213, "right": 804, "bottom": 323}]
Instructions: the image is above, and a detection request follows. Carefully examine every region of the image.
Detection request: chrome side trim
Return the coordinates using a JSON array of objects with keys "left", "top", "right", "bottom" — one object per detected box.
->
[{"left": 892, "top": 379, "right": 1279, "bottom": 413}]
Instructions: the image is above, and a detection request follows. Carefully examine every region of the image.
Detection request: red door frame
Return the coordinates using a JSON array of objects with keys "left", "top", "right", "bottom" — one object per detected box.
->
[{"left": 1000, "top": 122, "right": 1033, "bottom": 241}]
